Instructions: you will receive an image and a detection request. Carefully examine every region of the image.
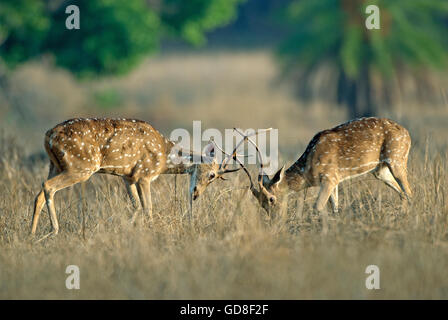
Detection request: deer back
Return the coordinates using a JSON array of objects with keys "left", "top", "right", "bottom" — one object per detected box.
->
[
  {"left": 45, "top": 118, "right": 175, "bottom": 182},
  {"left": 287, "top": 117, "right": 411, "bottom": 185}
]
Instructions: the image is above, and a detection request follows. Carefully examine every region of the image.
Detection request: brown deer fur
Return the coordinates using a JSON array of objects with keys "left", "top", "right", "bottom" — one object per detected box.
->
[
  {"left": 31, "top": 118, "right": 221, "bottom": 235},
  {"left": 252, "top": 117, "right": 412, "bottom": 214}
]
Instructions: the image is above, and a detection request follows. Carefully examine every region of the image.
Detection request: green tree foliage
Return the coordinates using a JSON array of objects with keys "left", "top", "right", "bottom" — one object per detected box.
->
[
  {"left": 46, "top": 0, "right": 160, "bottom": 76},
  {"left": 0, "top": 0, "right": 244, "bottom": 77},
  {"left": 278, "top": 0, "right": 448, "bottom": 118},
  {"left": 160, "top": 0, "right": 245, "bottom": 45},
  {"left": 0, "top": 0, "right": 49, "bottom": 67}
]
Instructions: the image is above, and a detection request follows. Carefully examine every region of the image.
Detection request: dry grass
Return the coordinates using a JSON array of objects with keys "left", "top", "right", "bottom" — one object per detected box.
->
[{"left": 1, "top": 51, "right": 448, "bottom": 299}]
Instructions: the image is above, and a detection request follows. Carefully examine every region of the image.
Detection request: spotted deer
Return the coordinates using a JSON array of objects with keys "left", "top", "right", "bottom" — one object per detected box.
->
[
  {"left": 197, "top": 118, "right": 412, "bottom": 216},
  {"left": 189, "top": 129, "right": 273, "bottom": 200},
  {"left": 31, "top": 118, "right": 240, "bottom": 236}
]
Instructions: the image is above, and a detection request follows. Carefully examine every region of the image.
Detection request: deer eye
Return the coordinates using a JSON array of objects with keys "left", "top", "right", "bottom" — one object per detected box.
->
[
  {"left": 209, "top": 172, "right": 216, "bottom": 180},
  {"left": 269, "top": 196, "right": 275, "bottom": 204}
]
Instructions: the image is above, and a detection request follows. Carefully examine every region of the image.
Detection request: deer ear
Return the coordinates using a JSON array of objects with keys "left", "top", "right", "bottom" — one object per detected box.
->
[
  {"left": 179, "top": 153, "right": 196, "bottom": 167},
  {"left": 271, "top": 165, "right": 285, "bottom": 187},
  {"left": 261, "top": 174, "right": 271, "bottom": 187},
  {"left": 250, "top": 185, "right": 259, "bottom": 198},
  {"left": 203, "top": 142, "right": 215, "bottom": 158},
  {"left": 201, "top": 142, "right": 217, "bottom": 164},
  {"left": 168, "top": 146, "right": 190, "bottom": 167}
]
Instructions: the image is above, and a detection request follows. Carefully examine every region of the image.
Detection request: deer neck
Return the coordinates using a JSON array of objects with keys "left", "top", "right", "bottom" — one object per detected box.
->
[
  {"left": 161, "top": 142, "right": 187, "bottom": 174},
  {"left": 163, "top": 163, "right": 192, "bottom": 174},
  {"left": 284, "top": 166, "right": 307, "bottom": 192},
  {"left": 162, "top": 141, "right": 205, "bottom": 175}
]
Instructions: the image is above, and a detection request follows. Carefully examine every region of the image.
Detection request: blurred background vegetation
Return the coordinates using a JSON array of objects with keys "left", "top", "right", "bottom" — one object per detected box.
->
[
  {"left": 1, "top": 0, "right": 448, "bottom": 300},
  {"left": 0, "top": 0, "right": 447, "bottom": 150}
]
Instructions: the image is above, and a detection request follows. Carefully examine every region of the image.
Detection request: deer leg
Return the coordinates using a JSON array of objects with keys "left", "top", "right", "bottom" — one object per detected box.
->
[
  {"left": 373, "top": 165, "right": 403, "bottom": 197},
  {"left": 385, "top": 163, "right": 412, "bottom": 201},
  {"left": 315, "top": 181, "right": 336, "bottom": 234},
  {"left": 31, "top": 162, "right": 59, "bottom": 235},
  {"left": 328, "top": 184, "right": 339, "bottom": 214},
  {"left": 315, "top": 181, "right": 336, "bottom": 212},
  {"left": 124, "top": 178, "right": 140, "bottom": 209},
  {"left": 43, "top": 171, "right": 92, "bottom": 235},
  {"left": 75, "top": 182, "right": 87, "bottom": 240},
  {"left": 32, "top": 190, "right": 46, "bottom": 235},
  {"left": 136, "top": 177, "right": 153, "bottom": 222}
]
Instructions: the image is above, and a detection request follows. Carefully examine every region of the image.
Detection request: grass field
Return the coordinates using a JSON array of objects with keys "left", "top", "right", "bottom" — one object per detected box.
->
[{"left": 0, "top": 51, "right": 448, "bottom": 299}]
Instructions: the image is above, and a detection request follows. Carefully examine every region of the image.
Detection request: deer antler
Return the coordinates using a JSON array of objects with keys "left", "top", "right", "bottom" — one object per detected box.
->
[
  {"left": 231, "top": 128, "right": 272, "bottom": 192},
  {"left": 216, "top": 139, "right": 255, "bottom": 188},
  {"left": 234, "top": 128, "right": 271, "bottom": 188},
  {"left": 209, "top": 137, "right": 250, "bottom": 160},
  {"left": 221, "top": 128, "right": 272, "bottom": 169}
]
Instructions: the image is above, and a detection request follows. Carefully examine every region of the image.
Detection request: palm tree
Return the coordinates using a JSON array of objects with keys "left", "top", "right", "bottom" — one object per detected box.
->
[{"left": 278, "top": 0, "right": 448, "bottom": 118}]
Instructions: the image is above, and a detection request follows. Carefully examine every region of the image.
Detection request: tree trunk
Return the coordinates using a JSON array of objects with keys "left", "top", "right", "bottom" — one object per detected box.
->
[
  {"left": 357, "top": 67, "right": 375, "bottom": 117},
  {"left": 0, "top": 62, "right": 11, "bottom": 120},
  {"left": 338, "top": 69, "right": 376, "bottom": 119}
]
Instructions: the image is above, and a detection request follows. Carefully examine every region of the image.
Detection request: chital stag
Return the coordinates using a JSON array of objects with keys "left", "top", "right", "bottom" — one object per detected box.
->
[
  {"left": 189, "top": 129, "right": 272, "bottom": 200},
  {"left": 31, "top": 118, "right": 240, "bottom": 236},
  {"left": 196, "top": 118, "right": 412, "bottom": 216}
]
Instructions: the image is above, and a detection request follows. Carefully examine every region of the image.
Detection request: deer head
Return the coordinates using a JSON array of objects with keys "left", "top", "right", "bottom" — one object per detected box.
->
[
  {"left": 189, "top": 142, "right": 241, "bottom": 200},
  {"left": 189, "top": 128, "right": 273, "bottom": 201},
  {"left": 233, "top": 133, "right": 288, "bottom": 215},
  {"left": 248, "top": 166, "right": 289, "bottom": 213}
]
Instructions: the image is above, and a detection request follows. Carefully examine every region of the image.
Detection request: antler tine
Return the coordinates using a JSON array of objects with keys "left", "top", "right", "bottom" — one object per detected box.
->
[
  {"left": 233, "top": 128, "right": 270, "bottom": 185},
  {"left": 229, "top": 150, "right": 255, "bottom": 191},
  {"left": 206, "top": 138, "right": 254, "bottom": 187},
  {"left": 210, "top": 138, "right": 249, "bottom": 160},
  {"left": 208, "top": 139, "right": 236, "bottom": 173},
  {"left": 221, "top": 128, "right": 272, "bottom": 170},
  {"left": 245, "top": 137, "right": 265, "bottom": 186},
  {"left": 219, "top": 136, "right": 248, "bottom": 171}
]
